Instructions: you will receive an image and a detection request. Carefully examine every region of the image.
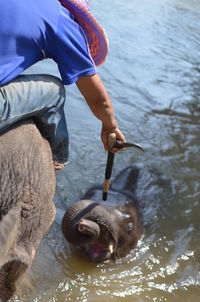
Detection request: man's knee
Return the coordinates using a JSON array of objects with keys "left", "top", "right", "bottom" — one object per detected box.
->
[
  {"left": 46, "top": 75, "right": 64, "bottom": 90},
  {"left": 43, "top": 75, "right": 66, "bottom": 101}
]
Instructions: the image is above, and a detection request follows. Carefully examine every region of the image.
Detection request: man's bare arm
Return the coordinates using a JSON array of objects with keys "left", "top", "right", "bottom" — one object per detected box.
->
[{"left": 76, "top": 74, "right": 125, "bottom": 150}]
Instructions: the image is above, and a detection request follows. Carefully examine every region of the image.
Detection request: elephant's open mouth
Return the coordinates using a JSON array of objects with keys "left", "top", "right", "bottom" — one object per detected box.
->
[{"left": 83, "top": 241, "right": 115, "bottom": 262}]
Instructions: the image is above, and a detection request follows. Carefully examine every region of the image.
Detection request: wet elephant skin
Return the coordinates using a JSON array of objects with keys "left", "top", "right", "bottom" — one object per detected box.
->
[{"left": 0, "top": 120, "right": 56, "bottom": 301}]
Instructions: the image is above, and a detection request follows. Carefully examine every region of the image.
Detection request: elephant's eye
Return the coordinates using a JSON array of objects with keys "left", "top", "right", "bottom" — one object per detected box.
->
[{"left": 127, "top": 222, "right": 134, "bottom": 234}]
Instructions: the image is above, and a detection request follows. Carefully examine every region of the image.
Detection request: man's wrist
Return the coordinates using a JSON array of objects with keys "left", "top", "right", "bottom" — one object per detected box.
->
[{"left": 102, "top": 119, "right": 118, "bottom": 133}]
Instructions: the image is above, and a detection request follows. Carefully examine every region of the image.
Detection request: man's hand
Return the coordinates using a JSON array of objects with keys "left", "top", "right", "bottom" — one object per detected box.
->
[{"left": 101, "top": 125, "right": 126, "bottom": 152}]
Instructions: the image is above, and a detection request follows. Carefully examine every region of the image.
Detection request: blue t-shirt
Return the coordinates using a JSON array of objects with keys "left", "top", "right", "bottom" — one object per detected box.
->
[{"left": 0, "top": 0, "right": 96, "bottom": 86}]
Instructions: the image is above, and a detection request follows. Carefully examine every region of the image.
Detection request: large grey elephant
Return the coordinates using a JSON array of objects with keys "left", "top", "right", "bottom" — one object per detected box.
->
[
  {"left": 62, "top": 166, "right": 144, "bottom": 262},
  {"left": 0, "top": 120, "right": 56, "bottom": 302}
]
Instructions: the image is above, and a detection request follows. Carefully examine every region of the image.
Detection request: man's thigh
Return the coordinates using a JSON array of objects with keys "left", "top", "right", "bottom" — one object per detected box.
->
[{"left": 0, "top": 74, "right": 66, "bottom": 127}]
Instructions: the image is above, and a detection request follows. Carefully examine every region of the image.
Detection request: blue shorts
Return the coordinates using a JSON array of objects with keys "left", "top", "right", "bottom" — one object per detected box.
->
[{"left": 0, "top": 74, "right": 69, "bottom": 164}]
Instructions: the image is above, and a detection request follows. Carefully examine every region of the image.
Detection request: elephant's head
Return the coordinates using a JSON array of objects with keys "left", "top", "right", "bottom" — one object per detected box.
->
[{"left": 62, "top": 199, "right": 143, "bottom": 262}]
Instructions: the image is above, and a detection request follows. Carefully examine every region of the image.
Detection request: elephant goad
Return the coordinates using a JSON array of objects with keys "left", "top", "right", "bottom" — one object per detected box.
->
[
  {"left": 62, "top": 167, "right": 144, "bottom": 262},
  {"left": 0, "top": 120, "right": 56, "bottom": 302}
]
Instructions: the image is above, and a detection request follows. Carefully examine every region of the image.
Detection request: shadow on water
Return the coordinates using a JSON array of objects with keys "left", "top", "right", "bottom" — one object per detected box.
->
[{"left": 12, "top": 0, "right": 200, "bottom": 301}]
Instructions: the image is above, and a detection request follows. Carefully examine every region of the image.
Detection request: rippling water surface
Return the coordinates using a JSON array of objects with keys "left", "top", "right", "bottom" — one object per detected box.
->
[{"left": 13, "top": 0, "right": 200, "bottom": 301}]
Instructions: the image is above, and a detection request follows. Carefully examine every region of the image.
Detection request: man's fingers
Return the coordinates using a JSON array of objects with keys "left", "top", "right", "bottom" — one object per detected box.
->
[
  {"left": 101, "top": 126, "right": 126, "bottom": 152},
  {"left": 115, "top": 128, "right": 126, "bottom": 143}
]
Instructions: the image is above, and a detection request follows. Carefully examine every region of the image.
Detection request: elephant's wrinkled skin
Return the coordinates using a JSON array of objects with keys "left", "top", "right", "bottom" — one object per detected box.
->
[
  {"left": 62, "top": 167, "right": 144, "bottom": 262},
  {"left": 0, "top": 120, "right": 56, "bottom": 301}
]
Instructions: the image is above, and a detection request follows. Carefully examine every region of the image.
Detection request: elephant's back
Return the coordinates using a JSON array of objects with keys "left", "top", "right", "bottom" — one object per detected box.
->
[
  {"left": 0, "top": 119, "right": 55, "bottom": 215},
  {"left": 0, "top": 119, "right": 52, "bottom": 160}
]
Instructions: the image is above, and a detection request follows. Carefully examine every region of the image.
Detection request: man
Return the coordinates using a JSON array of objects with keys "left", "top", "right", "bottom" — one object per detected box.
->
[{"left": 0, "top": 0, "right": 125, "bottom": 169}]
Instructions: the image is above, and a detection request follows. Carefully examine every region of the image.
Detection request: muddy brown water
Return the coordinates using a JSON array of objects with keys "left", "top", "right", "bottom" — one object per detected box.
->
[{"left": 12, "top": 0, "right": 200, "bottom": 301}]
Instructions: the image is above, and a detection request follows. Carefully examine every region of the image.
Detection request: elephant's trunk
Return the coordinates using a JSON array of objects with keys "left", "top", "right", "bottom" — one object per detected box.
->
[
  {"left": 78, "top": 218, "right": 100, "bottom": 238},
  {"left": 61, "top": 200, "right": 118, "bottom": 249},
  {"left": 62, "top": 200, "right": 102, "bottom": 246}
]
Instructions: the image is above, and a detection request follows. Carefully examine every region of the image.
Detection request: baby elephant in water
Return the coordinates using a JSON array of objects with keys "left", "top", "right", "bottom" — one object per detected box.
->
[
  {"left": 62, "top": 167, "right": 144, "bottom": 262},
  {"left": 0, "top": 120, "right": 56, "bottom": 302}
]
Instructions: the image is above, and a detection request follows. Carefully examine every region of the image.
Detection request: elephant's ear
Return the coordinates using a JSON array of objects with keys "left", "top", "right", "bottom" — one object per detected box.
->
[
  {"left": 110, "top": 166, "right": 139, "bottom": 193},
  {"left": 0, "top": 205, "right": 21, "bottom": 266}
]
